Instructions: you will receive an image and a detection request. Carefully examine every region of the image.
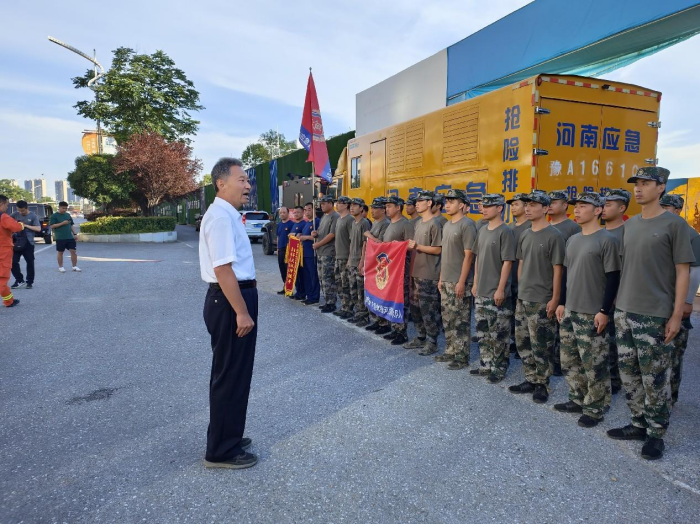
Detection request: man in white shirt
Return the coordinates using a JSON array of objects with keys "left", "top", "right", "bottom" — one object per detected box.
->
[{"left": 199, "top": 157, "right": 258, "bottom": 470}]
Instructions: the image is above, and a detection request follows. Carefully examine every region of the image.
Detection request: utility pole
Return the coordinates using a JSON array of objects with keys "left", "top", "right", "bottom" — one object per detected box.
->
[{"left": 48, "top": 36, "right": 105, "bottom": 153}]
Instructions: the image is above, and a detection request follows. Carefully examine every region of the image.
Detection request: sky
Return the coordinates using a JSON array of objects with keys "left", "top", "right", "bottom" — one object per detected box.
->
[{"left": 1, "top": 1, "right": 699, "bottom": 198}]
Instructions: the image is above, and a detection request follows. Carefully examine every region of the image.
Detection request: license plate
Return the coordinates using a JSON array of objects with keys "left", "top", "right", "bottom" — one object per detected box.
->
[{"left": 253, "top": 223, "right": 262, "bottom": 228}]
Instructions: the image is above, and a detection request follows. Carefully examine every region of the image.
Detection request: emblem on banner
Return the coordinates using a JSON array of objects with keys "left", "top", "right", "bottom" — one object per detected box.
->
[{"left": 375, "top": 252, "right": 392, "bottom": 290}]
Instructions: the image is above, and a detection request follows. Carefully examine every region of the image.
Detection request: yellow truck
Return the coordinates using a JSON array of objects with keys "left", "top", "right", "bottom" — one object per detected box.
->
[{"left": 339, "top": 74, "right": 665, "bottom": 223}]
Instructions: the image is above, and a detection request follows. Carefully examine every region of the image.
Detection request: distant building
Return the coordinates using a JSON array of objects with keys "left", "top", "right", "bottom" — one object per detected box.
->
[
  {"left": 55, "top": 180, "right": 68, "bottom": 202},
  {"left": 10, "top": 180, "right": 20, "bottom": 188},
  {"left": 67, "top": 186, "right": 77, "bottom": 203},
  {"left": 24, "top": 178, "right": 47, "bottom": 200}
]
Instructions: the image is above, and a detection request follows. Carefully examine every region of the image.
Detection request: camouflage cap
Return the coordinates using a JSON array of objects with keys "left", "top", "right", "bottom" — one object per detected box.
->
[
  {"left": 569, "top": 191, "right": 604, "bottom": 207},
  {"left": 319, "top": 195, "right": 335, "bottom": 203},
  {"left": 471, "top": 194, "right": 484, "bottom": 203},
  {"left": 522, "top": 191, "right": 552, "bottom": 206},
  {"left": 336, "top": 196, "right": 352, "bottom": 205},
  {"left": 350, "top": 197, "right": 365, "bottom": 206},
  {"left": 416, "top": 190, "right": 435, "bottom": 202},
  {"left": 406, "top": 196, "right": 417, "bottom": 206},
  {"left": 445, "top": 188, "right": 470, "bottom": 204},
  {"left": 548, "top": 190, "right": 569, "bottom": 202},
  {"left": 386, "top": 195, "right": 405, "bottom": 206},
  {"left": 482, "top": 193, "right": 506, "bottom": 207},
  {"left": 660, "top": 194, "right": 684, "bottom": 209},
  {"left": 371, "top": 196, "right": 388, "bottom": 208},
  {"left": 627, "top": 166, "right": 670, "bottom": 184},
  {"left": 602, "top": 188, "right": 631, "bottom": 204},
  {"left": 505, "top": 192, "right": 529, "bottom": 204},
  {"left": 432, "top": 193, "right": 445, "bottom": 205}
]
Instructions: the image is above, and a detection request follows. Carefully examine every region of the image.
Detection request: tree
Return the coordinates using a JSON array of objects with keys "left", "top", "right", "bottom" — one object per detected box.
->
[
  {"left": 241, "top": 129, "right": 297, "bottom": 168},
  {"left": 200, "top": 174, "right": 212, "bottom": 187},
  {"left": 114, "top": 132, "right": 201, "bottom": 215},
  {"left": 0, "top": 180, "right": 32, "bottom": 202},
  {"left": 72, "top": 47, "right": 204, "bottom": 145},
  {"left": 38, "top": 197, "right": 54, "bottom": 203},
  {"left": 67, "top": 154, "right": 135, "bottom": 211}
]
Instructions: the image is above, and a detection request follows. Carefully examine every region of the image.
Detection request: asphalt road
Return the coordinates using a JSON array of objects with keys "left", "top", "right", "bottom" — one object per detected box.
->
[{"left": 2, "top": 225, "right": 699, "bottom": 523}]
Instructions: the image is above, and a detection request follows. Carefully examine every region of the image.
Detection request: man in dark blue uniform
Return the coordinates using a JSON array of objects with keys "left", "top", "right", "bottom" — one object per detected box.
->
[
  {"left": 275, "top": 206, "right": 293, "bottom": 295},
  {"left": 298, "top": 202, "right": 321, "bottom": 305},
  {"left": 290, "top": 206, "right": 307, "bottom": 300}
]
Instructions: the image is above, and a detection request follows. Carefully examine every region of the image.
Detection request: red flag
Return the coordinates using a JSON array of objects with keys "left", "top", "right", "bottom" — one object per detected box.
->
[
  {"left": 364, "top": 240, "right": 409, "bottom": 323},
  {"left": 299, "top": 72, "right": 332, "bottom": 183}
]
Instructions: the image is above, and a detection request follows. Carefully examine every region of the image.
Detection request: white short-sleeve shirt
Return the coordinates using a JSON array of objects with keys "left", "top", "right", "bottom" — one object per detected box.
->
[{"left": 199, "top": 197, "right": 256, "bottom": 282}]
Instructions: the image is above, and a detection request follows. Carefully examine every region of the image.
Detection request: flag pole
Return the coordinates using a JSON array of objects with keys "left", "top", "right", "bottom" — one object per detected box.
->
[{"left": 310, "top": 67, "right": 317, "bottom": 236}]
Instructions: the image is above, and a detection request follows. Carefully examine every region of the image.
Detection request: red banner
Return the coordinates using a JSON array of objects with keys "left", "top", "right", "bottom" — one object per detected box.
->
[
  {"left": 364, "top": 240, "right": 409, "bottom": 323},
  {"left": 284, "top": 235, "right": 302, "bottom": 296},
  {"left": 299, "top": 72, "right": 332, "bottom": 183}
]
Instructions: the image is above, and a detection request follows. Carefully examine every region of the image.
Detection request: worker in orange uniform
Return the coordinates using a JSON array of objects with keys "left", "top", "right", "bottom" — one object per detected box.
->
[{"left": 0, "top": 194, "right": 24, "bottom": 307}]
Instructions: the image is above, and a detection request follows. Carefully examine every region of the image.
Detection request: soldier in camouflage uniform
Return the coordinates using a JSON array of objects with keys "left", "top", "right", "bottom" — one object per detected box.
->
[
  {"left": 382, "top": 196, "right": 414, "bottom": 345},
  {"left": 607, "top": 167, "right": 695, "bottom": 461},
  {"left": 506, "top": 193, "right": 531, "bottom": 359},
  {"left": 433, "top": 189, "right": 476, "bottom": 368},
  {"left": 347, "top": 198, "right": 372, "bottom": 326},
  {"left": 405, "top": 196, "right": 419, "bottom": 322},
  {"left": 509, "top": 191, "right": 566, "bottom": 404},
  {"left": 313, "top": 195, "right": 340, "bottom": 313},
  {"left": 601, "top": 188, "right": 631, "bottom": 394},
  {"left": 363, "top": 197, "right": 392, "bottom": 335},
  {"left": 553, "top": 192, "right": 620, "bottom": 427},
  {"left": 406, "top": 191, "right": 443, "bottom": 354},
  {"left": 659, "top": 193, "right": 700, "bottom": 406},
  {"left": 332, "top": 196, "right": 355, "bottom": 319},
  {"left": 471, "top": 194, "right": 516, "bottom": 381}
]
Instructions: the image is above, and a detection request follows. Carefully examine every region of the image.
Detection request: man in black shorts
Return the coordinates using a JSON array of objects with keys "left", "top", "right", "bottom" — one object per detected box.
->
[{"left": 49, "top": 201, "right": 81, "bottom": 273}]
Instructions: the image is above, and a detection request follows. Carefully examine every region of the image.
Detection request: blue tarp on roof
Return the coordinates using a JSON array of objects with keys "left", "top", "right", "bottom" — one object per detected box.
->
[{"left": 446, "top": 0, "right": 700, "bottom": 104}]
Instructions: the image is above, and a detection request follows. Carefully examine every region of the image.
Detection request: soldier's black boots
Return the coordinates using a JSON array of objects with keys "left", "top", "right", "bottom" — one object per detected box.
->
[
  {"left": 607, "top": 424, "right": 647, "bottom": 441},
  {"left": 509, "top": 381, "right": 535, "bottom": 393},
  {"left": 554, "top": 401, "right": 583, "bottom": 413},
  {"left": 390, "top": 334, "right": 408, "bottom": 345},
  {"left": 532, "top": 385, "right": 548, "bottom": 403},
  {"left": 577, "top": 415, "right": 601, "bottom": 428},
  {"left": 365, "top": 322, "right": 381, "bottom": 331},
  {"left": 641, "top": 437, "right": 664, "bottom": 460},
  {"left": 375, "top": 325, "right": 391, "bottom": 335}
]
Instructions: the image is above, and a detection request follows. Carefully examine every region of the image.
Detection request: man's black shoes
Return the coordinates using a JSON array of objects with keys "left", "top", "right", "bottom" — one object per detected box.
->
[
  {"left": 577, "top": 415, "right": 601, "bottom": 428},
  {"left": 641, "top": 437, "right": 664, "bottom": 460},
  {"left": 607, "top": 424, "right": 647, "bottom": 441},
  {"left": 302, "top": 299, "right": 319, "bottom": 305},
  {"left": 391, "top": 334, "right": 408, "bottom": 345},
  {"left": 509, "top": 381, "right": 535, "bottom": 394},
  {"left": 365, "top": 322, "right": 381, "bottom": 331},
  {"left": 11, "top": 281, "right": 25, "bottom": 289},
  {"left": 532, "top": 385, "right": 549, "bottom": 403},
  {"left": 276, "top": 289, "right": 285, "bottom": 295},
  {"left": 383, "top": 331, "right": 398, "bottom": 340},
  {"left": 240, "top": 437, "right": 252, "bottom": 450},
  {"left": 25, "top": 284, "right": 32, "bottom": 289},
  {"left": 6, "top": 299, "right": 20, "bottom": 307},
  {"left": 321, "top": 304, "right": 336, "bottom": 313},
  {"left": 204, "top": 451, "right": 257, "bottom": 469},
  {"left": 554, "top": 401, "right": 582, "bottom": 414},
  {"left": 375, "top": 325, "right": 391, "bottom": 335}
]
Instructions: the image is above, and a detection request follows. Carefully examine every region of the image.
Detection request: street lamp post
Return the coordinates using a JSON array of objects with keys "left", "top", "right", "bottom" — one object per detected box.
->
[{"left": 48, "top": 36, "right": 105, "bottom": 154}]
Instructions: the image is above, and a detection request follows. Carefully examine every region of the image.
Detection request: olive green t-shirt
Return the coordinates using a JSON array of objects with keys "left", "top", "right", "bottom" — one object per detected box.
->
[
  {"left": 49, "top": 212, "right": 74, "bottom": 240},
  {"left": 552, "top": 218, "right": 581, "bottom": 241},
  {"left": 688, "top": 225, "right": 700, "bottom": 268},
  {"left": 510, "top": 220, "right": 531, "bottom": 288},
  {"left": 369, "top": 217, "right": 390, "bottom": 241},
  {"left": 605, "top": 225, "right": 624, "bottom": 263},
  {"left": 616, "top": 212, "right": 696, "bottom": 318},
  {"left": 564, "top": 230, "right": 621, "bottom": 315},
  {"left": 412, "top": 217, "right": 442, "bottom": 280},
  {"left": 348, "top": 217, "right": 371, "bottom": 266},
  {"left": 334, "top": 214, "right": 354, "bottom": 259},
  {"left": 435, "top": 215, "right": 448, "bottom": 228},
  {"left": 317, "top": 211, "right": 339, "bottom": 257},
  {"left": 384, "top": 217, "right": 414, "bottom": 243},
  {"left": 475, "top": 218, "right": 489, "bottom": 232},
  {"left": 473, "top": 223, "right": 516, "bottom": 298},
  {"left": 440, "top": 217, "right": 477, "bottom": 284},
  {"left": 516, "top": 225, "right": 566, "bottom": 304},
  {"left": 410, "top": 216, "right": 421, "bottom": 225}
]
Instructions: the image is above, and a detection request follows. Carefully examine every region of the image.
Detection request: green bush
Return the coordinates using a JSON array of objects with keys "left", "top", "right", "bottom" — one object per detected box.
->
[{"left": 80, "top": 216, "right": 177, "bottom": 235}]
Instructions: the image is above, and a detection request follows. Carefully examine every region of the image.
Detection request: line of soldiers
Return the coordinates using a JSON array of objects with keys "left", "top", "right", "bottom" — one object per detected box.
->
[{"left": 283, "top": 166, "right": 699, "bottom": 461}]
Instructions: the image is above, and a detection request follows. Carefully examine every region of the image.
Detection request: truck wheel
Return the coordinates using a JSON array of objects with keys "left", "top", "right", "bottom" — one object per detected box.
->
[{"left": 262, "top": 234, "right": 274, "bottom": 255}]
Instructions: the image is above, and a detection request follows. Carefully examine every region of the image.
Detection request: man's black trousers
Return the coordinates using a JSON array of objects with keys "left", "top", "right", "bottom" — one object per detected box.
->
[
  {"left": 203, "top": 285, "right": 258, "bottom": 462},
  {"left": 11, "top": 243, "right": 35, "bottom": 285},
  {"left": 277, "top": 249, "right": 287, "bottom": 284}
]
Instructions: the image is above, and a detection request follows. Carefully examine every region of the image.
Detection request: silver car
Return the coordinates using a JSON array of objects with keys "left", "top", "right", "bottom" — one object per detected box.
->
[{"left": 242, "top": 211, "right": 270, "bottom": 243}]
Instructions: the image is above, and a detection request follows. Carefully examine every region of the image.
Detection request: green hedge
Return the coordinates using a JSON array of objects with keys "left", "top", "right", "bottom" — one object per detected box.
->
[{"left": 80, "top": 216, "right": 177, "bottom": 235}]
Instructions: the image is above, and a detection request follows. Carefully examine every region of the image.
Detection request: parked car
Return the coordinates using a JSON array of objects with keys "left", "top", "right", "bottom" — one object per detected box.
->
[
  {"left": 261, "top": 210, "right": 280, "bottom": 255},
  {"left": 195, "top": 213, "right": 202, "bottom": 232},
  {"left": 6, "top": 203, "right": 54, "bottom": 244},
  {"left": 242, "top": 210, "right": 269, "bottom": 243}
]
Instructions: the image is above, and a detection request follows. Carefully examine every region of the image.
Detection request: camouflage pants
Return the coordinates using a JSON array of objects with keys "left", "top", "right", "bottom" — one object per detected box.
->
[
  {"left": 335, "top": 258, "right": 352, "bottom": 313},
  {"left": 475, "top": 296, "right": 513, "bottom": 378},
  {"left": 615, "top": 309, "right": 674, "bottom": 439},
  {"left": 317, "top": 255, "right": 337, "bottom": 306},
  {"left": 606, "top": 314, "right": 622, "bottom": 389},
  {"left": 440, "top": 282, "right": 471, "bottom": 362},
  {"left": 671, "top": 317, "right": 693, "bottom": 405},
  {"left": 515, "top": 300, "right": 556, "bottom": 386},
  {"left": 390, "top": 258, "right": 411, "bottom": 336},
  {"left": 411, "top": 278, "right": 440, "bottom": 343},
  {"left": 560, "top": 310, "right": 611, "bottom": 419},
  {"left": 347, "top": 264, "right": 368, "bottom": 321}
]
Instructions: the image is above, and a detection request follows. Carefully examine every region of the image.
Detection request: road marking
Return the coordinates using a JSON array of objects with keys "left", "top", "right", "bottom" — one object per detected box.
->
[
  {"left": 177, "top": 240, "right": 194, "bottom": 249},
  {"left": 660, "top": 474, "right": 700, "bottom": 497},
  {"left": 76, "top": 256, "right": 163, "bottom": 263},
  {"left": 34, "top": 245, "right": 53, "bottom": 254}
]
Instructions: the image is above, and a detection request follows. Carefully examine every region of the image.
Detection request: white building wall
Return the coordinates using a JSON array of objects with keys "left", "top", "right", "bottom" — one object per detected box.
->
[{"left": 355, "top": 49, "right": 447, "bottom": 136}]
